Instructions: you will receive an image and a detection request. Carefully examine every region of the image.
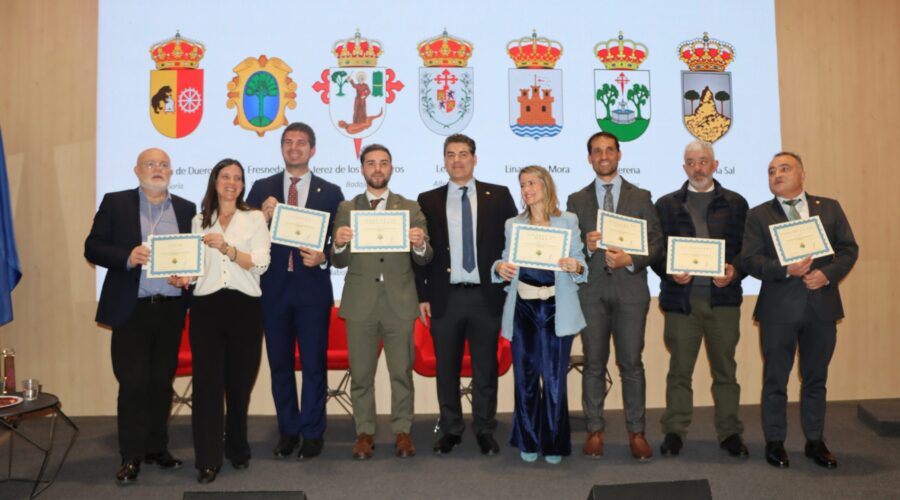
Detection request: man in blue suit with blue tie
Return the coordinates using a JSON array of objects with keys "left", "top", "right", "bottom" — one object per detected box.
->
[{"left": 246, "top": 123, "right": 344, "bottom": 460}]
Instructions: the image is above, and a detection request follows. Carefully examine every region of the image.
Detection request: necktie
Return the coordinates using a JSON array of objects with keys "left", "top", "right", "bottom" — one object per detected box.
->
[
  {"left": 370, "top": 198, "right": 383, "bottom": 209},
  {"left": 603, "top": 184, "right": 614, "bottom": 213},
  {"left": 461, "top": 186, "right": 475, "bottom": 273},
  {"left": 783, "top": 199, "right": 801, "bottom": 221},
  {"left": 287, "top": 176, "right": 300, "bottom": 271}
]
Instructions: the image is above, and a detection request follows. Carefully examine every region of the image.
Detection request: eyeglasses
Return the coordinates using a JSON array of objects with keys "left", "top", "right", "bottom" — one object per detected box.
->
[{"left": 140, "top": 161, "right": 171, "bottom": 170}]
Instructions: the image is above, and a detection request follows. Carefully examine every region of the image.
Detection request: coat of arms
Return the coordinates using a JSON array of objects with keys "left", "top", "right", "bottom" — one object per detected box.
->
[
  {"left": 507, "top": 31, "right": 563, "bottom": 140},
  {"left": 594, "top": 32, "right": 651, "bottom": 142},
  {"left": 149, "top": 32, "right": 204, "bottom": 139},
  {"left": 226, "top": 55, "right": 297, "bottom": 137},
  {"left": 679, "top": 32, "right": 735, "bottom": 143},
  {"left": 313, "top": 30, "right": 404, "bottom": 157},
  {"left": 417, "top": 30, "right": 474, "bottom": 136}
]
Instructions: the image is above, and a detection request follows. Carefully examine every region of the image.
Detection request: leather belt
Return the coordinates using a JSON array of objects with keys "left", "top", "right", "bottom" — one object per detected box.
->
[
  {"left": 449, "top": 283, "right": 480, "bottom": 288},
  {"left": 138, "top": 295, "right": 182, "bottom": 304}
]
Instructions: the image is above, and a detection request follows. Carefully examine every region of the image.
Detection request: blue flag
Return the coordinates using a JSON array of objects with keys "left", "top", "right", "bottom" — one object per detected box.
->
[{"left": 0, "top": 128, "right": 22, "bottom": 325}]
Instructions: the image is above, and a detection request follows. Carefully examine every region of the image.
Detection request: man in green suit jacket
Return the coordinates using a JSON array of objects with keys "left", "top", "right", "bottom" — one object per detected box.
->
[{"left": 332, "top": 144, "right": 433, "bottom": 460}]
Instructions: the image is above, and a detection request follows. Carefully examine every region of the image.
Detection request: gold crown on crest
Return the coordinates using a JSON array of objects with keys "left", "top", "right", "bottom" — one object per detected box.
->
[
  {"left": 417, "top": 29, "right": 473, "bottom": 68},
  {"left": 595, "top": 32, "right": 648, "bottom": 70},
  {"left": 507, "top": 30, "right": 563, "bottom": 69},
  {"left": 333, "top": 30, "right": 382, "bottom": 67},
  {"left": 150, "top": 31, "right": 205, "bottom": 70},
  {"left": 678, "top": 32, "right": 734, "bottom": 72}
]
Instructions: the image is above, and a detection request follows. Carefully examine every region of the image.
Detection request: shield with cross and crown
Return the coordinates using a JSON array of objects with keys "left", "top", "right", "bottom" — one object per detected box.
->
[
  {"left": 679, "top": 32, "right": 735, "bottom": 143},
  {"left": 313, "top": 30, "right": 404, "bottom": 157},
  {"left": 148, "top": 32, "right": 205, "bottom": 139},
  {"left": 593, "top": 32, "right": 651, "bottom": 142},
  {"left": 417, "top": 30, "right": 475, "bottom": 136},
  {"left": 507, "top": 31, "right": 563, "bottom": 140}
]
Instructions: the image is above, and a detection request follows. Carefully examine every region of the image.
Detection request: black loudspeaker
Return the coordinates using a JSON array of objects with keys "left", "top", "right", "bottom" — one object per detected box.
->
[
  {"left": 587, "top": 479, "right": 712, "bottom": 499},
  {"left": 184, "top": 493, "right": 307, "bottom": 500}
]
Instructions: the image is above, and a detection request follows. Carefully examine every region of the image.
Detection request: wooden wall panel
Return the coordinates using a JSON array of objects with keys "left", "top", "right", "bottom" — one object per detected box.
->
[{"left": 0, "top": 0, "right": 897, "bottom": 416}]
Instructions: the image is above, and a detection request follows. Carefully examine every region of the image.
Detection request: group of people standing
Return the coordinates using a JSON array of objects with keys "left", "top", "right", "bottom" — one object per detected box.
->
[{"left": 85, "top": 124, "right": 857, "bottom": 485}]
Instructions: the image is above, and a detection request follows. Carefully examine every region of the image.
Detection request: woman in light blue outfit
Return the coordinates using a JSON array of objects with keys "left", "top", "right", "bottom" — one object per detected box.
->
[{"left": 493, "top": 166, "right": 587, "bottom": 464}]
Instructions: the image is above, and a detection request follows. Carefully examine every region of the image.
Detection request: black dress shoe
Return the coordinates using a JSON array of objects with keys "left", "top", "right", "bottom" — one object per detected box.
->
[
  {"left": 144, "top": 451, "right": 183, "bottom": 470},
  {"left": 720, "top": 434, "right": 749, "bottom": 458},
  {"left": 765, "top": 441, "right": 790, "bottom": 468},
  {"left": 660, "top": 432, "right": 683, "bottom": 457},
  {"left": 115, "top": 460, "right": 141, "bottom": 484},
  {"left": 197, "top": 467, "right": 220, "bottom": 484},
  {"left": 230, "top": 459, "right": 249, "bottom": 470},
  {"left": 432, "top": 433, "right": 462, "bottom": 454},
  {"left": 805, "top": 440, "right": 838, "bottom": 469},
  {"left": 298, "top": 438, "right": 324, "bottom": 460},
  {"left": 273, "top": 435, "right": 299, "bottom": 458},
  {"left": 476, "top": 434, "right": 500, "bottom": 456}
]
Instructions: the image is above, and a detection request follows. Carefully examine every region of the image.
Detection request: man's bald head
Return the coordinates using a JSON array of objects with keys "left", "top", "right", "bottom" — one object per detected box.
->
[{"left": 134, "top": 148, "right": 173, "bottom": 196}]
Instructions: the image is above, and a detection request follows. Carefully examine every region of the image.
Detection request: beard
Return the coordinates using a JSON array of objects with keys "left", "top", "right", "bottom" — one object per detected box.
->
[
  {"left": 139, "top": 179, "right": 169, "bottom": 195},
  {"left": 365, "top": 175, "right": 390, "bottom": 190}
]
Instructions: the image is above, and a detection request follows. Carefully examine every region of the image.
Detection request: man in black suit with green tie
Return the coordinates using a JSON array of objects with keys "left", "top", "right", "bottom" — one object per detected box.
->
[{"left": 742, "top": 151, "right": 858, "bottom": 469}]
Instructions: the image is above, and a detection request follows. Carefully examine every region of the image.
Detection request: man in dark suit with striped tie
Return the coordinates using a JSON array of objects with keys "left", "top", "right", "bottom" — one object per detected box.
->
[
  {"left": 246, "top": 123, "right": 344, "bottom": 460},
  {"left": 742, "top": 151, "right": 858, "bottom": 469}
]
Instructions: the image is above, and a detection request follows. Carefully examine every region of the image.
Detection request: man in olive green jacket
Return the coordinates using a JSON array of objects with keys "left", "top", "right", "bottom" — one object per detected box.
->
[{"left": 332, "top": 144, "right": 433, "bottom": 460}]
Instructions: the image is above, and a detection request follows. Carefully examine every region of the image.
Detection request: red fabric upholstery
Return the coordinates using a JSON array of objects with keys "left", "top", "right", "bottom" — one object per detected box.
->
[
  {"left": 413, "top": 318, "right": 512, "bottom": 378},
  {"left": 174, "top": 313, "right": 192, "bottom": 377}
]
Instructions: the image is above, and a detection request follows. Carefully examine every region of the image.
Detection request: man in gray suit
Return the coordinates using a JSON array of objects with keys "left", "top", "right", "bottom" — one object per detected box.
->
[
  {"left": 332, "top": 144, "right": 433, "bottom": 460},
  {"left": 742, "top": 151, "right": 857, "bottom": 469},
  {"left": 566, "top": 131, "right": 663, "bottom": 461}
]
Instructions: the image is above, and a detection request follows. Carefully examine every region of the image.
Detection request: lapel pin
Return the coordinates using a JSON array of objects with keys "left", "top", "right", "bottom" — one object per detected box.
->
[
  {"left": 486, "top": 191, "right": 491, "bottom": 195},
  {"left": 317, "top": 187, "right": 321, "bottom": 192}
]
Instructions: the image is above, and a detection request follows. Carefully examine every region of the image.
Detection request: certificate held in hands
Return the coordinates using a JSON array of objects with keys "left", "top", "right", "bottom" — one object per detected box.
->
[
  {"left": 768, "top": 215, "right": 834, "bottom": 266},
  {"left": 351, "top": 210, "right": 410, "bottom": 253},
  {"left": 146, "top": 234, "right": 205, "bottom": 278},
  {"left": 270, "top": 203, "right": 330, "bottom": 252},
  {"left": 509, "top": 223, "right": 571, "bottom": 271},
  {"left": 597, "top": 210, "right": 649, "bottom": 255},
  {"left": 666, "top": 236, "right": 726, "bottom": 277}
]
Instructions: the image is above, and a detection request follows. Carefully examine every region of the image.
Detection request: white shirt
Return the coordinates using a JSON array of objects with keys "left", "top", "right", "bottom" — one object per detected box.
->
[
  {"left": 192, "top": 209, "right": 271, "bottom": 297},
  {"left": 776, "top": 192, "right": 810, "bottom": 219}
]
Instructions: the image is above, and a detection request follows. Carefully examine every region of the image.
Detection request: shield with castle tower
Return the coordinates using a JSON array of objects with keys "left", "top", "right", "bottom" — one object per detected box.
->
[
  {"left": 593, "top": 32, "right": 651, "bottom": 142},
  {"left": 417, "top": 30, "right": 475, "bottom": 136},
  {"left": 313, "top": 30, "right": 404, "bottom": 157},
  {"left": 679, "top": 32, "right": 735, "bottom": 143},
  {"left": 507, "top": 31, "right": 563, "bottom": 140}
]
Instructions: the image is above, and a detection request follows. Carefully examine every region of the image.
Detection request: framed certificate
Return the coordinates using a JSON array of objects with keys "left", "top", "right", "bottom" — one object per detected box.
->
[
  {"left": 768, "top": 215, "right": 834, "bottom": 265},
  {"left": 666, "top": 236, "right": 726, "bottom": 277},
  {"left": 270, "top": 204, "right": 330, "bottom": 252},
  {"left": 146, "top": 234, "right": 205, "bottom": 278},
  {"left": 508, "top": 223, "right": 571, "bottom": 271},
  {"left": 597, "top": 210, "right": 649, "bottom": 256},
  {"left": 351, "top": 210, "right": 410, "bottom": 253}
]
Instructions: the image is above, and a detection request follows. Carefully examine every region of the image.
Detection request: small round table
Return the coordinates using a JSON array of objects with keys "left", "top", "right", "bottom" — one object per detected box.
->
[{"left": 1, "top": 392, "right": 79, "bottom": 498}]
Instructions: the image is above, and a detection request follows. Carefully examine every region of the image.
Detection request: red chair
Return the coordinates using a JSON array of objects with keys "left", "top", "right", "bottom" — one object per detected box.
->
[
  {"left": 413, "top": 318, "right": 513, "bottom": 404},
  {"left": 171, "top": 313, "right": 193, "bottom": 418},
  {"left": 294, "top": 307, "right": 353, "bottom": 415}
]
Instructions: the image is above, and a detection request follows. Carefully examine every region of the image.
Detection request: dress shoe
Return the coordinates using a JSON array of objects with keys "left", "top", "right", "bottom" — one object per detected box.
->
[
  {"left": 545, "top": 455, "right": 562, "bottom": 464},
  {"left": 805, "top": 440, "right": 838, "bottom": 469},
  {"left": 582, "top": 431, "right": 604, "bottom": 458},
  {"left": 476, "top": 433, "right": 500, "bottom": 456},
  {"left": 660, "top": 432, "right": 683, "bottom": 457},
  {"left": 115, "top": 460, "right": 141, "bottom": 484},
  {"left": 432, "top": 433, "right": 462, "bottom": 454},
  {"left": 765, "top": 441, "right": 790, "bottom": 468},
  {"left": 628, "top": 432, "right": 653, "bottom": 462},
  {"left": 298, "top": 438, "right": 324, "bottom": 460},
  {"left": 273, "top": 435, "right": 300, "bottom": 458},
  {"left": 395, "top": 432, "right": 416, "bottom": 458},
  {"left": 144, "top": 451, "right": 183, "bottom": 470},
  {"left": 230, "top": 459, "right": 249, "bottom": 470},
  {"left": 520, "top": 451, "right": 538, "bottom": 462},
  {"left": 352, "top": 433, "right": 374, "bottom": 460},
  {"left": 197, "top": 467, "right": 220, "bottom": 484},
  {"left": 720, "top": 433, "right": 749, "bottom": 458}
]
